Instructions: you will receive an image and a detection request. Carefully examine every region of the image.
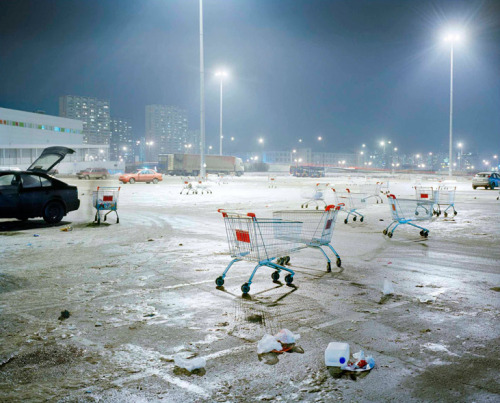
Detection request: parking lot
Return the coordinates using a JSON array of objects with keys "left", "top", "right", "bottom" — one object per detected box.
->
[{"left": 1, "top": 174, "right": 499, "bottom": 402}]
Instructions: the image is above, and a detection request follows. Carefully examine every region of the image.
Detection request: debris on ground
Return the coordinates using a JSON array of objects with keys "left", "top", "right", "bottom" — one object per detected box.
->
[
  {"left": 257, "top": 334, "right": 282, "bottom": 354},
  {"left": 174, "top": 355, "right": 206, "bottom": 372},
  {"left": 275, "top": 328, "right": 300, "bottom": 344},
  {"left": 60, "top": 226, "right": 73, "bottom": 232},
  {"left": 58, "top": 310, "right": 71, "bottom": 320},
  {"left": 343, "top": 350, "right": 376, "bottom": 372},
  {"left": 383, "top": 279, "right": 394, "bottom": 295}
]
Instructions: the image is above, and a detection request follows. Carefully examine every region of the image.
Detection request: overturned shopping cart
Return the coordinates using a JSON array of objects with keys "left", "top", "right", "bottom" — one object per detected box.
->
[
  {"left": 434, "top": 186, "right": 457, "bottom": 217},
  {"left": 301, "top": 183, "right": 329, "bottom": 209},
  {"left": 92, "top": 186, "right": 120, "bottom": 224},
  {"left": 332, "top": 188, "right": 366, "bottom": 224},
  {"left": 383, "top": 194, "right": 433, "bottom": 238},
  {"left": 272, "top": 205, "right": 342, "bottom": 271},
  {"left": 216, "top": 210, "right": 303, "bottom": 294}
]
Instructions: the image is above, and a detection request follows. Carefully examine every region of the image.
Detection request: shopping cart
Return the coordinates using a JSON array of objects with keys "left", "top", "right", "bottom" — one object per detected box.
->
[
  {"left": 434, "top": 186, "right": 457, "bottom": 217},
  {"left": 196, "top": 180, "right": 212, "bottom": 194},
  {"left": 92, "top": 186, "right": 120, "bottom": 224},
  {"left": 361, "top": 182, "right": 384, "bottom": 204},
  {"left": 268, "top": 176, "right": 277, "bottom": 188},
  {"left": 216, "top": 210, "right": 303, "bottom": 294},
  {"left": 301, "top": 183, "right": 329, "bottom": 209},
  {"left": 383, "top": 194, "right": 433, "bottom": 238},
  {"left": 332, "top": 188, "right": 365, "bottom": 224},
  {"left": 272, "top": 205, "right": 342, "bottom": 271},
  {"left": 180, "top": 179, "right": 196, "bottom": 195}
]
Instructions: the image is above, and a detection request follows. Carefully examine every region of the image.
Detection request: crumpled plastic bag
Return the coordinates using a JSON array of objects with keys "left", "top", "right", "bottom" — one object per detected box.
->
[
  {"left": 274, "top": 328, "right": 300, "bottom": 344},
  {"left": 174, "top": 356, "right": 206, "bottom": 372},
  {"left": 257, "top": 334, "right": 282, "bottom": 354},
  {"left": 383, "top": 279, "right": 394, "bottom": 295}
]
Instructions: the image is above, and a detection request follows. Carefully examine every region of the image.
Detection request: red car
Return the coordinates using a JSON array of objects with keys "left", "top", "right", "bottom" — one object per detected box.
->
[{"left": 119, "top": 169, "right": 162, "bottom": 184}]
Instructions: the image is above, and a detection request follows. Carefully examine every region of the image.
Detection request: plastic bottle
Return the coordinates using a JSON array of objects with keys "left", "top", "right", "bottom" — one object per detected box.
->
[{"left": 325, "top": 342, "right": 350, "bottom": 367}]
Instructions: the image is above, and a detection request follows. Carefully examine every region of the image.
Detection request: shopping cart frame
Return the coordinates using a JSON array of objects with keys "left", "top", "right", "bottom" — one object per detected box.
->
[
  {"left": 216, "top": 210, "right": 303, "bottom": 294},
  {"left": 383, "top": 194, "right": 433, "bottom": 238},
  {"left": 434, "top": 186, "right": 457, "bottom": 217},
  {"left": 301, "top": 182, "right": 329, "bottom": 210},
  {"left": 93, "top": 186, "right": 120, "bottom": 224},
  {"left": 332, "top": 188, "right": 365, "bottom": 224},
  {"left": 273, "top": 205, "right": 342, "bottom": 271}
]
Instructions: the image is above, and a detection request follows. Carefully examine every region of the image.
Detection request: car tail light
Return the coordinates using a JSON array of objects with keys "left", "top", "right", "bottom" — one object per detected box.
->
[{"left": 488, "top": 175, "right": 491, "bottom": 178}]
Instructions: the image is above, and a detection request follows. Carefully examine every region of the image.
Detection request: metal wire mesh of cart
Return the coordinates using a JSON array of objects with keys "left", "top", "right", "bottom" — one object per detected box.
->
[
  {"left": 300, "top": 182, "right": 330, "bottom": 209},
  {"left": 435, "top": 186, "right": 457, "bottom": 216},
  {"left": 92, "top": 186, "right": 120, "bottom": 224},
  {"left": 331, "top": 188, "right": 366, "bottom": 223},
  {"left": 359, "top": 182, "right": 384, "bottom": 203},
  {"left": 220, "top": 211, "right": 304, "bottom": 262},
  {"left": 388, "top": 196, "right": 434, "bottom": 222},
  {"left": 272, "top": 205, "right": 341, "bottom": 246}
]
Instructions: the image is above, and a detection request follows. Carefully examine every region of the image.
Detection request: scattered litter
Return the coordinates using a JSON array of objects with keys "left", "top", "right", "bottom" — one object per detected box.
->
[
  {"left": 58, "top": 310, "right": 71, "bottom": 321},
  {"left": 343, "top": 350, "right": 376, "bottom": 372},
  {"left": 383, "top": 279, "right": 394, "bottom": 295},
  {"left": 174, "top": 355, "right": 206, "bottom": 372},
  {"left": 418, "top": 296, "right": 437, "bottom": 304},
  {"left": 490, "top": 287, "right": 500, "bottom": 292},
  {"left": 33, "top": 234, "right": 40, "bottom": 237},
  {"left": 143, "top": 313, "right": 155, "bottom": 317},
  {"left": 420, "top": 329, "right": 431, "bottom": 333},
  {"left": 60, "top": 226, "right": 73, "bottom": 232},
  {"left": 95, "top": 322, "right": 103, "bottom": 327},
  {"left": 275, "top": 329, "right": 300, "bottom": 344},
  {"left": 178, "top": 243, "right": 183, "bottom": 246},
  {"left": 325, "top": 342, "right": 350, "bottom": 367},
  {"left": 257, "top": 334, "right": 282, "bottom": 354},
  {"left": 147, "top": 239, "right": 154, "bottom": 242}
]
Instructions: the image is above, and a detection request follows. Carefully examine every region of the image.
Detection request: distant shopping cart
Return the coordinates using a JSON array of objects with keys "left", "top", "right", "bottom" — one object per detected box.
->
[
  {"left": 92, "top": 186, "right": 120, "bottom": 224},
  {"left": 268, "top": 176, "right": 277, "bottom": 188},
  {"left": 383, "top": 194, "right": 433, "bottom": 238},
  {"left": 216, "top": 210, "right": 303, "bottom": 294},
  {"left": 434, "top": 186, "right": 457, "bottom": 217},
  {"left": 301, "top": 183, "right": 329, "bottom": 209},
  {"left": 196, "top": 180, "right": 212, "bottom": 194},
  {"left": 332, "top": 188, "right": 366, "bottom": 224},
  {"left": 273, "top": 205, "right": 342, "bottom": 271},
  {"left": 360, "top": 182, "right": 384, "bottom": 204},
  {"left": 180, "top": 178, "right": 196, "bottom": 195}
]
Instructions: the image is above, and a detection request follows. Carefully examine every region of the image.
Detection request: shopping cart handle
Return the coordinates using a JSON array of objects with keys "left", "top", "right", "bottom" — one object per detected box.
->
[
  {"left": 247, "top": 213, "right": 256, "bottom": 218},
  {"left": 387, "top": 194, "right": 396, "bottom": 199}
]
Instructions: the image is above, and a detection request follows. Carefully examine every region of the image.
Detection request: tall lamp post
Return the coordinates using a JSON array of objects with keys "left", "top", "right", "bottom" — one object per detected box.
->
[
  {"left": 443, "top": 31, "right": 462, "bottom": 177},
  {"left": 215, "top": 70, "right": 228, "bottom": 155}
]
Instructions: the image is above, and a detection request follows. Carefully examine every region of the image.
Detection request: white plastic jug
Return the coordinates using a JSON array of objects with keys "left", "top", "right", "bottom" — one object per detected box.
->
[{"left": 325, "top": 342, "right": 350, "bottom": 367}]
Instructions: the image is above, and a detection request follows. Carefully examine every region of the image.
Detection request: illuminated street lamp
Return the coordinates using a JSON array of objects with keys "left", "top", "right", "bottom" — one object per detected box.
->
[
  {"left": 258, "top": 137, "right": 264, "bottom": 144},
  {"left": 215, "top": 70, "right": 228, "bottom": 155},
  {"left": 443, "top": 29, "right": 463, "bottom": 177}
]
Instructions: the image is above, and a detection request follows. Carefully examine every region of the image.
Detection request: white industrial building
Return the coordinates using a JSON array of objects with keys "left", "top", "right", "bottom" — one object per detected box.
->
[{"left": 0, "top": 107, "right": 119, "bottom": 173}]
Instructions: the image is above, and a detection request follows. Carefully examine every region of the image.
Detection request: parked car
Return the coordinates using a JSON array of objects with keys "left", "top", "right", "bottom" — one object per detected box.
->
[
  {"left": 0, "top": 147, "right": 80, "bottom": 224},
  {"left": 77, "top": 167, "right": 109, "bottom": 180},
  {"left": 472, "top": 172, "right": 500, "bottom": 189},
  {"left": 119, "top": 169, "right": 163, "bottom": 184}
]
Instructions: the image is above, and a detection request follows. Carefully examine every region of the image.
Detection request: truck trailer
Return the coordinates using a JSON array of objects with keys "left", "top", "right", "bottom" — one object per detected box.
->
[{"left": 158, "top": 154, "right": 244, "bottom": 176}]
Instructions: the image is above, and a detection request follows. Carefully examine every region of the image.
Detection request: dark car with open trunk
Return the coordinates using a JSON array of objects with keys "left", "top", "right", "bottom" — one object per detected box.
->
[{"left": 0, "top": 146, "right": 80, "bottom": 224}]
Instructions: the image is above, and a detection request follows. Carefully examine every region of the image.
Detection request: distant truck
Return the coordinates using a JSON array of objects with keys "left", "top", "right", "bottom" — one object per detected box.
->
[
  {"left": 158, "top": 154, "right": 244, "bottom": 176},
  {"left": 290, "top": 165, "right": 325, "bottom": 178}
]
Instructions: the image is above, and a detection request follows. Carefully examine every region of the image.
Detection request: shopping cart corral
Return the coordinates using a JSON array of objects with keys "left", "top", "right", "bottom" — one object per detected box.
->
[
  {"left": 92, "top": 186, "right": 120, "bottom": 224},
  {"left": 273, "top": 205, "right": 342, "bottom": 271},
  {"left": 332, "top": 188, "right": 365, "bottom": 224},
  {"left": 383, "top": 194, "right": 433, "bottom": 238},
  {"left": 217, "top": 210, "right": 303, "bottom": 294}
]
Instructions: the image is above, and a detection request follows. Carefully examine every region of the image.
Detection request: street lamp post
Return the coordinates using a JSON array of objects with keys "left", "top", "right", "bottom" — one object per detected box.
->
[
  {"left": 215, "top": 70, "right": 228, "bottom": 155},
  {"left": 444, "top": 31, "right": 462, "bottom": 177}
]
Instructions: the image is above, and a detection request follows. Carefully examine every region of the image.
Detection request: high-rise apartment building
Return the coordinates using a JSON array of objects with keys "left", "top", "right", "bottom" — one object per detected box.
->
[
  {"left": 110, "top": 118, "right": 134, "bottom": 162},
  {"left": 59, "top": 95, "right": 111, "bottom": 146},
  {"left": 145, "top": 105, "right": 188, "bottom": 161}
]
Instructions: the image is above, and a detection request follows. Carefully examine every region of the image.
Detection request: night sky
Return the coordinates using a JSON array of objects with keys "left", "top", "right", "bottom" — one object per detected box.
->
[{"left": 1, "top": 0, "right": 499, "bottom": 154}]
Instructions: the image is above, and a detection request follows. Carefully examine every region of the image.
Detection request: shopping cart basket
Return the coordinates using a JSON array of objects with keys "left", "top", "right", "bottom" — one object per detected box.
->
[
  {"left": 383, "top": 194, "right": 433, "bottom": 238},
  {"left": 216, "top": 210, "right": 303, "bottom": 294},
  {"left": 180, "top": 178, "right": 196, "bottom": 195},
  {"left": 92, "top": 186, "right": 120, "bottom": 224},
  {"left": 332, "top": 188, "right": 365, "bottom": 224},
  {"left": 434, "top": 186, "right": 457, "bottom": 217},
  {"left": 273, "top": 205, "right": 342, "bottom": 271},
  {"left": 196, "top": 180, "right": 212, "bottom": 194},
  {"left": 361, "top": 182, "right": 384, "bottom": 204},
  {"left": 301, "top": 183, "right": 329, "bottom": 210}
]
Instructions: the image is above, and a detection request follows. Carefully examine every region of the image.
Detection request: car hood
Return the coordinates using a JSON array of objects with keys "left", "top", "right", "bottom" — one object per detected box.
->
[{"left": 27, "top": 146, "right": 75, "bottom": 173}]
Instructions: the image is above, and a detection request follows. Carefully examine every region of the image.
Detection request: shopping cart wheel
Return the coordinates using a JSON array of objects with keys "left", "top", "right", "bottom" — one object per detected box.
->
[
  {"left": 344, "top": 218, "right": 348, "bottom": 224},
  {"left": 454, "top": 211, "right": 458, "bottom": 215},
  {"left": 388, "top": 232, "right": 393, "bottom": 238},
  {"left": 271, "top": 271, "right": 280, "bottom": 281},
  {"left": 336, "top": 258, "right": 341, "bottom": 268},
  {"left": 276, "top": 257, "right": 283, "bottom": 265},
  {"left": 284, "top": 274, "right": 293, "bottom": 285},
  {"left": 316, "top": 206, "right": 319, "bottom": 210},
  {"left": 353, "top": 216, "right": 357, "bottom": 222},
  {"left": 326, "top": 262, "right": 331, "bottom": 272},
  {"left": 383, "top": 229, "right": 387, "bottom": 235},
  {"left": 424, "top": 231, "right": 429, "bottom": 238},
  {"left": 241, "top": 283, "right": 250, "bottom": 294},
  {"left": 284, "top": 256, "right": 290, "bottom": 265},
  {"left": 215, "top": 277, "right": 224, "bottom": 287},
  {"left": 420, "top": 230, "right": 424, "bottom": 236},
  {"left": 360, "top": 217, "right": 364, "bottom": 222}
]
